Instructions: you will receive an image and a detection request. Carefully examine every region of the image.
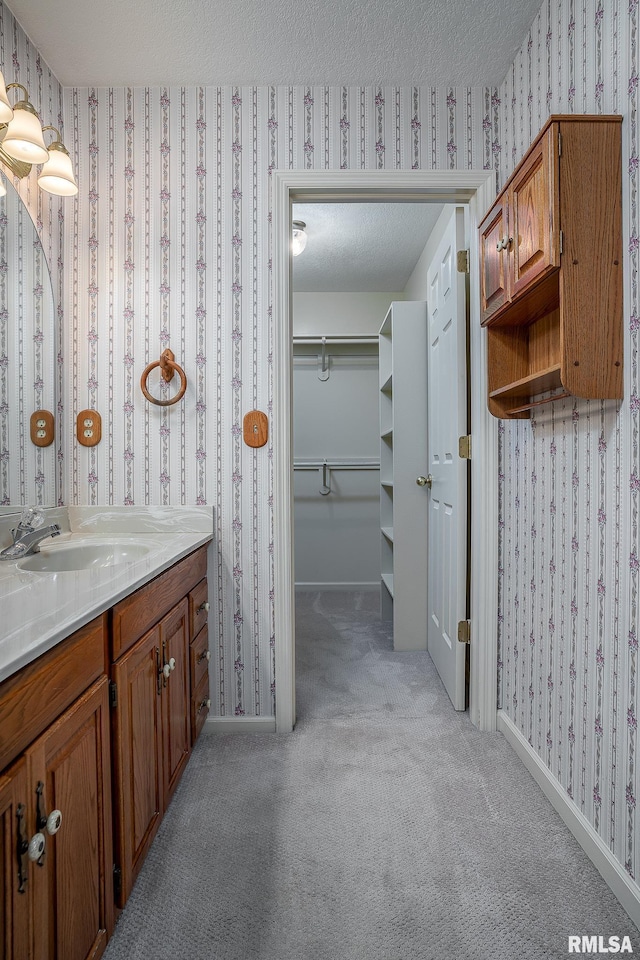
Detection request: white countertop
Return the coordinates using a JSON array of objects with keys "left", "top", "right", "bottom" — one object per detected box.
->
[{"left": 0, "top": 506, "right": 213, "bottom": 684}]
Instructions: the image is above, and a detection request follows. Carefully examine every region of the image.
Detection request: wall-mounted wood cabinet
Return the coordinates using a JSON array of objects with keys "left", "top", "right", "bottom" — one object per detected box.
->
[{"left": 479, "top": 115, "right": 622, "bottom": 418}]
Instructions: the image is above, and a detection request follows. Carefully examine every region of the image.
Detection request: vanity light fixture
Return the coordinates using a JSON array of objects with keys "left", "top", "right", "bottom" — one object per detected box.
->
[
  {"left": 292, "top": 220, "right": 308, "bottom": 257},
  {"left": 37, "top": 127, "right": 79, "bottom": 196},
  {"left": 0, "top": 71, "right": 78, "bottom": 196}
]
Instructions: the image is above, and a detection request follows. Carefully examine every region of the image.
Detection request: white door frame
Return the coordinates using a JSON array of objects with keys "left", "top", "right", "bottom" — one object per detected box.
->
[{"left": 272, "top": 169, "right": 499, "bottom": 733}]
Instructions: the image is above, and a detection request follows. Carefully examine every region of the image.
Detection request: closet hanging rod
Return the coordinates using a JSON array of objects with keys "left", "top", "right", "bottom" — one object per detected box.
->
[
  {"left": 292, "top": 336, "right": 379, "bottom": 345},
  {"left": 293, "top": 459, "right": 380, "bottom": 470}
]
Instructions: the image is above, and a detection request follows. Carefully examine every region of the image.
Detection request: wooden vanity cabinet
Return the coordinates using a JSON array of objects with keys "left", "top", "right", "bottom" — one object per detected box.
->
[
  {"left": 0, "top": 617, "right": 113, "bottom": 960},
  {"left": 110, "top": 545, "right": 208, "bottom": 907},
  {"left": 189, "top": 577, "right": 210, "bottom": 743},
  {"left": 479, "top": 115, "right": 622, "bottom": 417},
  {"left": 0, "top": 758, "right": 29, "bottom": 960}
]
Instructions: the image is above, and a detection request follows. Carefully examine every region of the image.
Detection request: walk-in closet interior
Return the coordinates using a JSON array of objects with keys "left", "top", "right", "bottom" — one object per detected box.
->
[{"left": 292, "top": 201, "right": 465, "bottom": 667}]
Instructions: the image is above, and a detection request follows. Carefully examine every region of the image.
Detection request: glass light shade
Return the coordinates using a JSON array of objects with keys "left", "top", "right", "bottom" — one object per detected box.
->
[
  {"left": 292, "top": 220, "right": 307, "bottom": 256},
  {"left": 0, "top": 73, "right": 13, "bottom": 125},
  {"left": 37, "top": 143, "right": 78, "bottom": 196},
  {"left": 2, "top": 103, "right": 49, "bottom": 164}
]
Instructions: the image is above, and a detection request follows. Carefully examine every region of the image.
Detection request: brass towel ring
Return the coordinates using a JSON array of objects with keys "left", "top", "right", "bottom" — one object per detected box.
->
[{"left": 140, "top": 348, "right": 187, "bottom": 407}]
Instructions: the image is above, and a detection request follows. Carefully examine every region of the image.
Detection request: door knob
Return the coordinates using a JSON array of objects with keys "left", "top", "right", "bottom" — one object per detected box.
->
[{"left": 416, "top": 475, "right": 432, "bottom": 488}]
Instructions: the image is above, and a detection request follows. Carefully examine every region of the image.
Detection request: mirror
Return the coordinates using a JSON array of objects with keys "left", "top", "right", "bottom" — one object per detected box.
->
[{"left": 0, "top": 173, "right": 57, "bottom": 514}]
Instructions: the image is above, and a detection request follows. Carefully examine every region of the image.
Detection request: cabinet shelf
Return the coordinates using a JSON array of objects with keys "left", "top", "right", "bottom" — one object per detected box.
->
[
  {"left": 381, "top": 429, "right": 393, "bottom": 441},
  {"left": 381, "top": 526, "right": 394, "bottom": 542},
  {"left": 380, "top": 373, "right": 393, "bottom": 393},
  {"left": 381, "top": 572, "right": 394, "bottom": 596},
  {"left": 489, "top": 364, "right": 562, "bottom": 400}
]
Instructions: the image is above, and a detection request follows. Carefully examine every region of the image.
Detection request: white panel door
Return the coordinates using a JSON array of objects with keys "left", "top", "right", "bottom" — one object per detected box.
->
[{"left": 426, "top": 208, "right": 468, "bottom": 710}]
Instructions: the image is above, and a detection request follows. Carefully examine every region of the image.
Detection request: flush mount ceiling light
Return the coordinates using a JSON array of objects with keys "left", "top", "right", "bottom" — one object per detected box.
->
[
  {"left": 0, "top": 72, "right": 78, "bottom": 196},
  {"left": 292, "top": 220, "right": 308, "bottom": 257}
]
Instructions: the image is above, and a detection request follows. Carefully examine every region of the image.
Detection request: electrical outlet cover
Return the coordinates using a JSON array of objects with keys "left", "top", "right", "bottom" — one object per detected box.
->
[
  {"left": 30, "top": 410, "right": 55, "bottom": 447},
  {"left": 77, "top": 409, "right": 102, "bottom": 447}
]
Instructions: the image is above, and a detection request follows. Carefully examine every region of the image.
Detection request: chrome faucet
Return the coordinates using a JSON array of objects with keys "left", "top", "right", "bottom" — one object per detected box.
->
[{"left": 0, "top": 507, "right": 61, "bottom": 560}]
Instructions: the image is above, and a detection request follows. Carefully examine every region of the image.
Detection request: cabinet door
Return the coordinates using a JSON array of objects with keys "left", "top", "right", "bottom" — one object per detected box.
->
[
  {"left": 160, "top": 599, "right": 191, "bottom": 804},
  {"left": 479, "top": 197, "right": 510, "bottom": 323},
  {"left": 112, "top": 626, "right": 164, "bottom": 907},
  {"left": 29, "top": 677, "right": 113, "bottom": 960},
  {"left": 0, "top": 758, "right": 29, "bottom": 960},
  {"left": 510, "top": 125, "right": 560, "bottom": 300}
]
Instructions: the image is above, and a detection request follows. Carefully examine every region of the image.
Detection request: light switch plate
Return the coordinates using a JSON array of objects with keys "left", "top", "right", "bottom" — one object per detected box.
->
[
  {"left": 30, "top": 410, "right": 54, "bottom": 447},
  {"left": 243, "top": 410, "right": 268, "bottom": 448},
  {"left": 77, "top": 409, "right": 102, "bottom": 447}
]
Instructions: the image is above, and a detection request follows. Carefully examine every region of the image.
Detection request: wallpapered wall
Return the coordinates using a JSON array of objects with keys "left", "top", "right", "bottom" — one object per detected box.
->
[
  {"left": 0, "top": 4, "right": 65, "bottom": 508},
  {"left": 63, "top": 84, "right": 497, "bottom": 720},
  {"left": 5, "top": 0, "right": 640, "bottom": 898},
  {"left": 496, "top": 0, "right": 640, "bottom": 884}
]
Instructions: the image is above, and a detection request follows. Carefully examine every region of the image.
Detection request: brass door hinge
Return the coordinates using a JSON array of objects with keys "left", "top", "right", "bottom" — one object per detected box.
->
[
  {"left": 457, "top": 620, "right": 471, "bottom": 644},
  {"left": 456, "top": 249, "right": 469, "bottom": 274},
  {"left": 458, "top": 435, "right": 471, "bottom": 459},
  {"left": 109, "top": 681, "right": 118, "bottom": 708}
]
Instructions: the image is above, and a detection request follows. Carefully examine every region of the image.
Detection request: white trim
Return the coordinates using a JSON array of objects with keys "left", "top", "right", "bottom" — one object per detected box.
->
[
  {"left": 498, "top": 711, "right": 640, "bottom": 928},
  {"left": 467, "top": 184, "right": 500, "bottom": 732},
  {"left": 295, "top": 582, "right": 379, "bottom": 592},
  {"left": 205, "top": 716, "right": 277, "bottom": 734},
  {"left": 272, "top": 169, "right": 498, "bottom": 733}
]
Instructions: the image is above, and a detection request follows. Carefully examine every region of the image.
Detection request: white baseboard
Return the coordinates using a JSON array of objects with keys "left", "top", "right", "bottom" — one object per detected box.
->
[
  {"left": 204, "top": 716, "right": 276, "bottom": 734},
  {"left": 497, "top": 710, "right": 640, "bottom": 928},
  {"left": 294, "top": 581, "right": 379, "bottom": 592}
]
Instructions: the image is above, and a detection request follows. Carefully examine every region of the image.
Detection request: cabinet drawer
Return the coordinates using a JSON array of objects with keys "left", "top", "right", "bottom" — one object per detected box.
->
[
  {"left": 112, "top": 545, "right": 208, "bottom": 660},
  {"left": 0, "top": 615, "right": 107, "bottom": 771},
  {"left": 189, "top": 578, "right": 209, "bottom": 639},
  {"left": 190, "top": 624, "right": 210, "bottom": 691},
  {"left": 191, "top": 671, "right": 210, "bottom": 744}
]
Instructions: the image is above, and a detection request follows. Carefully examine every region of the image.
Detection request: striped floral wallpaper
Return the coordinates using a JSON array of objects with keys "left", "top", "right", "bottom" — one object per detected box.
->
[
  {"left": 0, "top": 4, "right": 65, "bottom": 509},
  {"left": 4, "top": 0, "right": 640, "bottom": 901},
  {"left": 496, "top": 0, "right": 640, "bottom": 886},
  {"left": 64, "top": 85, "right": 496, "bottom": 721}
]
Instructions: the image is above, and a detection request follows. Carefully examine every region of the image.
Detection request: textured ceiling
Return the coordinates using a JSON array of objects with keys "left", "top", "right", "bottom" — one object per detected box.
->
[
  {"left": 292, "top": 202, "right": 446, "bottom": 292},
  {"left": 6, "top": 0, "right": 541, "bottom": 87}
]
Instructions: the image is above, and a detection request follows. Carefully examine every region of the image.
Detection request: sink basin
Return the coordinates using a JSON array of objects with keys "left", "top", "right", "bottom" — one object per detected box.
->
[{"left": 18, "top": 541, "right": 151, "bottom": 572}]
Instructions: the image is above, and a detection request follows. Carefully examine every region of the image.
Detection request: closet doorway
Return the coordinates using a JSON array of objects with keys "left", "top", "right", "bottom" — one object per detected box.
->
[
  {"left": 291, "top": 202, "right": 468, "bottom": 712},
  {"left": 291, "top": 202, "right": 443, "bottom": 595},
  {"left": 271, "top": 169, "right": 499, "bottom": 735}
]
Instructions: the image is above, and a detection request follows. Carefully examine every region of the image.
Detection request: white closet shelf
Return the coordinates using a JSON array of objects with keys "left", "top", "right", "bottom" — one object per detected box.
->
[
  {"left": 380, "top": 373, "right": 393, "bottom": 393},
  {"left": 381, "top": 572, "right": 394, "bottom": 596},
  {"left": 380, "top": 429, "right": 393, "bottom": 441},
  {"left": 381, "top": 526, "right": 394, "bottom": 542},
  {"left": 380, "top": 480, "right": 394, "bottom": 489}
]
